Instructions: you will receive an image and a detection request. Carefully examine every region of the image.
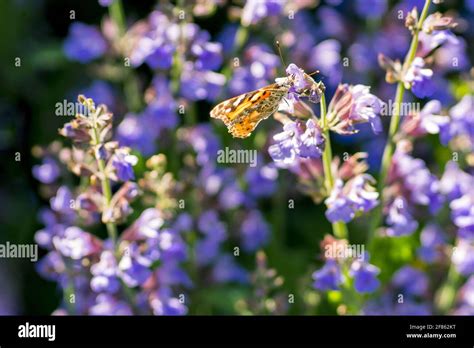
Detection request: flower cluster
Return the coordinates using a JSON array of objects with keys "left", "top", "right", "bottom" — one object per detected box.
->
[
  {"left": 312, "top": 236, "right": 380, "bottom": 294},
  {"left": 326, "top": 84, "right": 384, "bottom": 135},
  {"left": 34, "top": 96, "right": 189, "bottom": 315},
  {"left": 325, "top": 174, "right": 379, "bottom": 224}
]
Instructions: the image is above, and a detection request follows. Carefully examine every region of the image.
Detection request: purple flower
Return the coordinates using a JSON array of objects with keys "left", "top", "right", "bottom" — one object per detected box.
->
[
  {"left": 173, "top": 213, "right": 193, "bottom": 233},
  {"left": 269, "top": 119, "right": 325, "bottom": 164},
  {"left": 196, "top": 239, "right": 221, "bottom": 265},
  {"left": 240, "top": 210, "right": 270, "bottom": 252},
  {"left": 450, "top": 193, "right": 474, "bottom": 240},
  {"left": 157, "top": 229, "right": 187, "bottom": 262},
  {"left": 228, "top": 44, "right": 280, "bottom": 96},
  {"left": 417, "top": 100, "right": 448, "bottom": 134},
  {"left": 440, "top": 95, "right": 474, "bottom": 151},
  {"left": 149, "top": 288, "right": 187, "bottom": 315},
  {"left": 418, "top": 14, "right": 459, "bottom": 56},
  {"left": 32, "top": 157, "right": 60, "bottom": 184},
  {"left": 198, "top": 210, "right": 226, "bottom": 241},
  {"left": 325, "top": 174, "right": 379, "bottom": 223},
  {"left": 241, "top": 0, "right": 285, "bottom": 26},
  {"left": 36, "top": 251, "right": 66, "bottom": 281},
  {"left": 328, "top": 84, "right": 384, "bottom": 134},
  {"left": 91, "top": 250, "right": 121, "bottom": 293},
  {"left": 192, "top": 41, "right": 223, "bottom": 71},
  {"left": 52, "top": 226, "right": 101, "bottom": 260},
  {"left": 417, "top": 224, "right": 446, "bottom": 263},
  {"left": 350, "top": 85, "right": 384, "bottom": 133},
  {"left": 354, "top": 0, "right": 387, "bottom": 19},
  {"left": 440, "top": 161, "right": 473, "bottom": 202},
  {"left": 457, "top": 276, "right": 474, "bottom": 312},
  {"left": 389, "top": 146, "right": 444, "bottom": 213},
  {"left": 308, "top": 40, "right": 342, "bottom": 88},
  {"left": 245, "top": 163, "right": 278, "bottom": 198},
  {"left": 196, "top": 210, "right": 226, "bottom": 265},
  {"left": 117, "top": 113, "right": 157, "bottom": 156},
  {"left": 452, "top": 239, "right": 474, "bottom": 276},
  {"left": 434, "top": 38, "right": 469, "bottom": 72},
  {"left": 50, "top": 186, "right": 74, "bottom": 214},
  {"left": 156, "top": 261, "right": 192, "bottom": 287},
  {"left": 285, "top": 63, "right": 307, "bottom": 91},
  {"left": 392, "top": 266, "right": 428, "bottom": 297},
  {"left": 98, "top": 0, "right": 114, "bottom": 6},
  {"left": 402, "top": 100, "right": 448, "bottom": 137},
  {"left": 404, "top": 57, "right": 434, "bottom": 99},
  {"left": 325, "top": 180, "right": 357, "bottom": 223},
  {"left": 268, "top": 122, "right": 299, "bottom": 165},
  {"left": 185, "top": 124, "right": 221, "bottom": 166},
  {"left": 212, "top": 255, "right": 249, "bottom": 284},
  {"left": 218, "top": 183, "right": 245, "bottom": 210},
  {"left": 180, "top": 62, "right": 226, "bottom": 102},
  {"left": 385, "top": 197, "right": 418, "bottom": 237},
  {"left": 89, "top": 294, "right": 133, "bottom": 315},
  {"left": 350, "top": 258, "right": 380, "bottom": 293},
  {"left": 118, "top": 246, "right": 152, "bottom": 287},
  {"left": 80, "top": 80, "right": 115, "bottom": 108},
  {"left": 63, "top": 23, "right": 107, "bottom": 63},
  {"left": 312, "top": 259, "right": 343, "bottom": 291},
  {"left": 299, "top": 119, "right": 326, "bottom": 157},
  {"left": 111, "top": 149, "right": 138, "bottom": 182}
]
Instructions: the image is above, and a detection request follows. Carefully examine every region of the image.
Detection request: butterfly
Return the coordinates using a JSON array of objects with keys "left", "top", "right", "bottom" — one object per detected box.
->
[{"left": 210, "top": 67, "right": 324, "bottom": 138}]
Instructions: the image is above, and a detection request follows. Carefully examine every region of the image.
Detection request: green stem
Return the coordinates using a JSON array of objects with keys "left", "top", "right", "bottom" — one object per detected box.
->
[
  {"left": 109, "top": 0, "right": 126, "bottom": 36},
  {"left": 320, "top": 94, "right": 348, "bottom": 240},
  {"left": 91, "top": 110, "right": 117, "bottom": 244},
  {"left": 435, "top": 264, "right": 461, "bottom": 314},
  {"left": 368, "top": 0, "right": 431, "bottom": 242},
  {"left": 171, "top": 0, "right": 186, "bottom": 95}
]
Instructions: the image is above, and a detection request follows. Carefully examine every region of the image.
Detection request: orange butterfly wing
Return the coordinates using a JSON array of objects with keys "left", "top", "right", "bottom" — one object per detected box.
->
[{"left": 210, "top": 84, "right": 288, "bottom": 138}]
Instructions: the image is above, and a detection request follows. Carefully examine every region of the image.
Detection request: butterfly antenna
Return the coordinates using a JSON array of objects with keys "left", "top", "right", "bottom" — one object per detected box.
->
[
  {"left": 308, "top": 70, "right": 320, "bottom": 76},
  {"left": 275, "top": 40, "right": 287, "bottom": 69}
]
